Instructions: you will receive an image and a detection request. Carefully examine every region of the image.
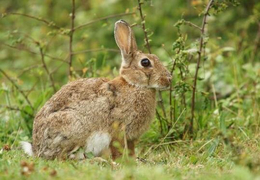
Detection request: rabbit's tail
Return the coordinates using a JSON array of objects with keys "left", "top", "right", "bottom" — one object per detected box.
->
[{"left": 20, "top": 141, "right": 33, "bottom": 156}]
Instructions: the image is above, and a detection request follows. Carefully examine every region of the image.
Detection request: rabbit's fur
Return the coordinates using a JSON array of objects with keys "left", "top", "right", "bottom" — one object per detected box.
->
[{"left": 32, "top": 20, "right": 171, "bottom": 160}]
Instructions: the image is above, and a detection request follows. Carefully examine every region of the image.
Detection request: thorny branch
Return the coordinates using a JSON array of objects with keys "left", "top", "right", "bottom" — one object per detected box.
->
[
  {"left": 137, "top": 0, "right": 167, "bottom": 120},
  {"left": 18, "top": 64, "right": 43, "bottom": 77},
  {"left": 68, "top": 0, "right": 76, "bottom": 78},
  {"left": 0, "top": 105, "right": 34, "bottom": 118},
  {"left": 190, "top": 0, "right": 214, "bottom": 135},
  {"left": 183, "top": 20, "right": 202, "bottom": 31},
  {"left": 253, "top": 22, "right": 260, "bottom": 61},
  {"left": 137, "top": 0, "right": 151, "bottom": 53},
  {"left": 7, "top": 12, "right": 61, "bottom": 29},
  {"left": 0, "top": 69, "right": 34, "bottom": 111},
  {"left": 72, "top": 48, "right": 119, "bottom": 55},
  {"left": 1, "top": 43, "right": 68, "bottom": 63},
  {"left": 39, "top": 47, "right": 57, "bottom": 92},
  {"left": 73, "top": 12, "right": 135, "bottom": 31},
  {"left": 162, "top": 45, "right": 177, "bottom": 123}
]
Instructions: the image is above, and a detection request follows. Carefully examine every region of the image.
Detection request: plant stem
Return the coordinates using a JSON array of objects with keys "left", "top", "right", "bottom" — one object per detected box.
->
[
  {"left": 8, "top": 12, "right": 61, "bottom": 29},
  {"left": 39, "top": 48, "right": 56, "bottom": 92},
  {"left": 1, "top": 43, "right": 67, "bottom": 63},
  {"left": 253, "top": 22, "right": 260, "bottom": 62},
  {"left": 190, "top": 0, "right": 214, "bottom": 136},
  {"left": 183, "top": 20, "right": 202, "bottom": 31},
  {"left": 68, "top": 0, "right": 76, "bottom": 78},
  {"left": 0, "top": 69, "right": 34, "bottom": 111},
  {"left": 137, "top": 0, "right": 167, "bottom": 120},
  {"left": 73, "top": 12, "right": 135, "bottom": 31},
  {"left": 72, "top": 48, "right": 119, "bottom": 55},
  {"left": 137, "top": 0, "right": 151, "bottom": 53}
]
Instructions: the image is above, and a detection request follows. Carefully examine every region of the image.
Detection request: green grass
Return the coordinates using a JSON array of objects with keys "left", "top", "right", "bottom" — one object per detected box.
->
[
  {"left": 0, "top": 0, "right": 260, "bottom": 179},
  {"left": 1, "top": 137, "right": 260, "bottom": 180}
]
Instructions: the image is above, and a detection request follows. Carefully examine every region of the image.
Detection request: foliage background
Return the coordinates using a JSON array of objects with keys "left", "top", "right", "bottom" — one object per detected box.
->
[{"left": 0, "top": 0, "right": 260, "bottom": 179}]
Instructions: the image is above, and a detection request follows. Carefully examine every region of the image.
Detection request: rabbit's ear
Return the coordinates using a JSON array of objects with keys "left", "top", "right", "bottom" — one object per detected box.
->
[{"left": 114, "top": 20, "right": 137, "bottom": 63}]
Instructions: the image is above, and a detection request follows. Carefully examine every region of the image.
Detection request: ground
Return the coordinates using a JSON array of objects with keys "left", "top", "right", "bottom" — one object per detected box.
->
[{"left": 1, "top": 137, "right": 259, "bottom": 180}]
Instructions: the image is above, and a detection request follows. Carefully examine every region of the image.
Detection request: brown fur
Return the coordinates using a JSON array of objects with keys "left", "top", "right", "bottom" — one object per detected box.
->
[{"left": 32, "top": 20, "right": 171, "bottom": 160}]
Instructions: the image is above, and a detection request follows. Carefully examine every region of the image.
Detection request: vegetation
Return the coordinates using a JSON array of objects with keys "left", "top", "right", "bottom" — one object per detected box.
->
[{"left": 0, "top": 0, "right": 259, "bottom": 179}]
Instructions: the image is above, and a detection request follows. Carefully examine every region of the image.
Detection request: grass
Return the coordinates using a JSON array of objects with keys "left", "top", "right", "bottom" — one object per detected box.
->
[
  {"left": 1, "top": 135, "right": 260, "bottom": 180},
  {"left": 0, "top": 1, "right": 260, "bottom": 179}
]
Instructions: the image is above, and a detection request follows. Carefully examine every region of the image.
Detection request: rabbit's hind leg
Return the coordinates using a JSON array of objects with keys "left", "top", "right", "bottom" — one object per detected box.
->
[{"left": 36, "top": 111, "right": 87, "bottom": 160}]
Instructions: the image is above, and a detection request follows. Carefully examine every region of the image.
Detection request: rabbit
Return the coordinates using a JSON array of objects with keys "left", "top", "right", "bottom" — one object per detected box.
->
[{"left": 22, "top": 20, "right": 172, "bottom": 160}]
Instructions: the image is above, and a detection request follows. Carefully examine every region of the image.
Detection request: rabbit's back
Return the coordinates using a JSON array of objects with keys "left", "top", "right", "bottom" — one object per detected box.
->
[
  {"left": 32, "top": 78, "right": 114, "bottom": 159},
  {"left": 35, "top": 78, "right": 109, "bottom": 117}
]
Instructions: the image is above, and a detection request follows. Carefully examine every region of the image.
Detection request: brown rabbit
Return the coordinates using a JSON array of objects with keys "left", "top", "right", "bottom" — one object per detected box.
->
[{"left": 21, "top": 20, "right": 172, "bottom": 160}]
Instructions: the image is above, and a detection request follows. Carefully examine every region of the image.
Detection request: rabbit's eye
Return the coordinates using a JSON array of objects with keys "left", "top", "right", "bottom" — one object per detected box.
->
[{"left": 141, "top": 58, "right": 151, "bottom": 67}]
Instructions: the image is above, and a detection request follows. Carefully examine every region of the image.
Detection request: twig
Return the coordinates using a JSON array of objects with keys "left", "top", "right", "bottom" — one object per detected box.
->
[
  {"left": 68, "top": 0, "right": 76, "bottom": 78},
  {"left": 183, "top": 20, "right": 202, "bottom": 31},
  {"left": 0, "top": 105, "right": 34, "bottom": 118},
  {"left": 0, "top": 69, "right": 34, "bottom": 110},
  {"left": 144, "top": 108, "right": 186, "bottom": 156},
  {"left": 253, "top": 22, "right": 260, "bottom": 61},
  {"left": 72, "top": 48, "right": 119, "bottom": 55},
  {"left": 39, "top": 47, "right": 56, "bottom": 92},
  {"left": 1, "top": 43, "right": 68, "bottom": 63},
  {"left": 211, "top": 84, "right": 218, "bottom": 111},
  {"left": 158, "top": 92, "right": 167, "bottom": 119},
  {"left": 190, "top": 0, "right": 214, "bottom": 136},
  {"left": 169, "top": 83, "right": 174, "bottom": 123},
  {"left": 137, "top": 0, "right": 151, "bottom": 53},
  {"left": 73, "top": 12, "right": 135, "bottom": 31},
  {"left": 50, "top": 63, "right": 65, "bottom": 75},
  {"left": 156, "top": 109, "right": 163, "bottom": 134},
  {"left": 8, "top": 12, "right": 61, "bottom": 29},
  {"left": 25, "top": 81, "right": 38, "bottom": 97},
  {"left": 17, "top": 64, "right": 43, "bottom": 77},
  {"left": 164, "top": 48, "right": 176, "bottom": 123},
  {"left": 162, "top": 46, "right": 177, "bottom": 123},
  {"left": 161, "top": 45, "right": 176, "bottom": 74},
  {"left": 137, "top": 0, "right": 167, "bottom": 120}
]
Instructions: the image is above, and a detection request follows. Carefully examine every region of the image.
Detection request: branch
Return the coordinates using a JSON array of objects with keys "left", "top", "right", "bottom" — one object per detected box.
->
[
  {"left": 39, "top": 47, "right": 57, "bottom": 92},
  {"left": 68, "top": 0, "right": 76, "bottom": 78},
  {"left": 1, "top": 43, "right": 68, "bottom": 63},
  {"left": 137, "top": 0, "right": 167, "bottom": 120},
  {"left": 190, "top": 0, "right": 214, "bottom": 136},
  {"left": 183, "top": 20, "right": 202, "bottom": 31},
  {"left": 253, "top": 22, "right": 260, "bottom": 60},
  {"left": 137, "top": 0, "right": 151, "bottom": 53},
  {"left": 161, "top": 45, "right": 176, "bottom": 74},
  {"left": 156, "top": 109, "right": 163, "bottom": 134},
  {"left": 0, "top": 105, "right": 34, "bottom": 118},
  {"left": 73, "top": 12, "right": 135, "bottom": 31},
  {"left": 17, "top": 64, "right": 43, "bottom": 77},
  {"left": 0, "top": 69, "right": 34, "bottom": 110},
  {"left": 157, "top": 92, "right": 167, "bottom": 119},
  {"left": 161, "top": 46, "right": 176, "bottom": 123},
  {"left": 8, "top": 12, "right": 61, "bottom": 29},
  {"left": 72, "top": 48, "right": 119, "bottom": 55}
]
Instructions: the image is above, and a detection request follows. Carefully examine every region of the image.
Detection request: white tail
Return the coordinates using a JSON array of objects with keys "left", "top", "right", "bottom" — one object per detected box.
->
[{"left": 20, "top": 141, "right": 33, "bottom": 156}]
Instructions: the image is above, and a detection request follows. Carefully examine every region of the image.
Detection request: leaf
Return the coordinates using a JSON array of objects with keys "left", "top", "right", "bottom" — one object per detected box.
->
[
  {"left": 183, "top": 48, "right": 198, "bottom": 54},
  {"left": 23, "top": 105, "right": 33, "bottom": 116},
  {"left": 219, "top": 113, "right": 227, "bottom": 135},
  {"left": 207, "top": 138, "right": 219, "bottom": 157},
  {"left": 222, "top": 47, "right": 235, "bottom": 52},
  {"left": 190, "top": 155, "right": 198, "bottom": 164},
  {"left": 33, "top": 90, "right": 51, "bottom": 110}
]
